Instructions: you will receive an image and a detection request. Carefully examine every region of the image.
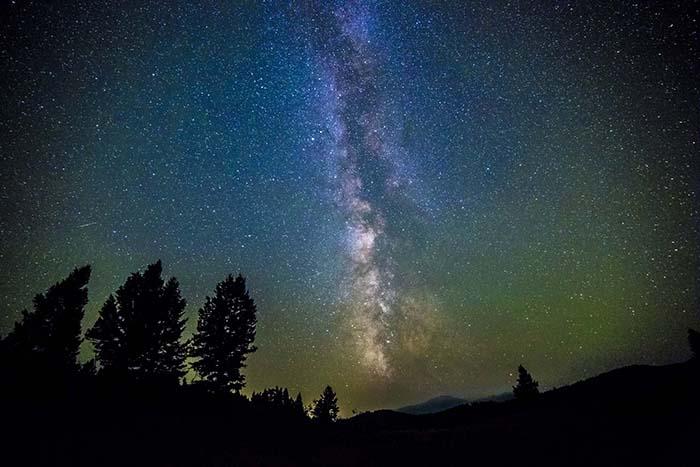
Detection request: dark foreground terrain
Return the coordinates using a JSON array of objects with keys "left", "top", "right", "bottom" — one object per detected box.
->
[{"left": 4, "top": 360, "right": 699, "bottom": 466}]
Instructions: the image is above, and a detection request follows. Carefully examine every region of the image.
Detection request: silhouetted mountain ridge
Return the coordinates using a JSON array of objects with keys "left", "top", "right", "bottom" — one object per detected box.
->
[
  {"left": 396, "top": 392, "right": 514, "bottom": 415},
  {"left": 396, "top": 395, "right": 467, "bottom": 415},
  {"left": 344, "top": 360, "right": 698, "bottom": 431}
]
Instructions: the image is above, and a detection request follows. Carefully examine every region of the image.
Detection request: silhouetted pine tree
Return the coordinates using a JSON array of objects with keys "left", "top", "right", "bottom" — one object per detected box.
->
[
  {"left": 294, "top": 392, "right": 306, "bottom": 418},
  {"left": 191, "top": 274, "right": 257, "bottom": 393},
  {"left": 88, "top": 294, "right": 125, "bottom": 374},
  {"left": 513, "top": 365, "right": 540, "bottom": 400},
  {"left": 689, "top": 328, "right": 700, "bottom": 360},
  {"left": 311, "top": 385, "right": 339, "bottom": 423},
  {"left": 0, "top": 265, "right": 91, "bottom": 384},
  {"left": 86, "top": 261, "right": 187, "bottom": 383}
]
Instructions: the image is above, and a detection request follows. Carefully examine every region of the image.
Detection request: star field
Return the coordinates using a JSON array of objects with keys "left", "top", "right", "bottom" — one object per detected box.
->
[{"left": 1, "top": 1, "right": 698, "bottom": 413}]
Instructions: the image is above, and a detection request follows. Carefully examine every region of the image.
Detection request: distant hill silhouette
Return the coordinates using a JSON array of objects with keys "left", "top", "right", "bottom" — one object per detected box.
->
[
  {"left": 396, "top": 392, "right": 514, "bottom": 415},
  {"left": 348, "top": 361, "right": 697, "bottom": 429},
  {"left": 396, "top": 395, "right": 467, "bottom": 415},
  {"left": 336, "top": 360, "right": 698, "bottom": 466}
]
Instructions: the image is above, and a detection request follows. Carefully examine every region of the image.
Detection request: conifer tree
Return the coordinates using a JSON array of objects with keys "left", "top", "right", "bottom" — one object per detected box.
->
[
  {"left": 191, "top": 274, "right": 257, "bottom": 393},
  {"left": 1, "top": 265, "right": 91, "bottom": 382},
  {"left": 311, "top": 385, "right": 339, "bottom": 423},
  {"left": 88, "top": 295, "right": 125, "bottom": 374},
  {"left": 86, "top": 261, "right": 187, "bottom": 383},
  {"left": 513, "top": 365, "right": 540, "bottom": 400},
  {"left": 294, "top": 392, "right": 306, "bottom": 418}
]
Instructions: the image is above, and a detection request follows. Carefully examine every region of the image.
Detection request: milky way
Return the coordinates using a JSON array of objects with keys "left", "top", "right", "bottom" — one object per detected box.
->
[{"left": 307, "top": 2, "right": 404, "bottom": 376}]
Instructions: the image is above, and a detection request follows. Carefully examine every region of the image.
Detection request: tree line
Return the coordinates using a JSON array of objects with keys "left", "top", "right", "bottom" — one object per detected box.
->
[
  {"left": 0, "top": 261, "right": 339, "bottom": 422},
  {"left": 3, "top": 260, "right": 698, "bottom": 418}
]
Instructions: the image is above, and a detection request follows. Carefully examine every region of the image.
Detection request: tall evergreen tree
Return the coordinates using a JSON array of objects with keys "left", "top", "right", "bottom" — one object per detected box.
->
[
  {"left": 513, "top": 365, "right": 540, "bottom": 400},
  {"left": 88, "top": 295, "right": 124, "bottom": 374},
  {"left": 86, "top": 261, "right": 187, "bottom": 383},
  {"left": 293, "top": 392, "right": 306, "bottom": 418},
  {"left": 311, "top": 385, "right": 339, "bottom": 423},
  {"left": 1, "top": 265, "right": 91, "bottom": 382},
  {"left": 191, "top": 274, "right": 257, "bottom": 393}
]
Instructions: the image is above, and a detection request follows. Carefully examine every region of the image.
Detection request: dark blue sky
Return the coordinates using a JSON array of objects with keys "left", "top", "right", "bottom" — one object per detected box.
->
[{"left": 1, "top": 0, "right": 698, "bottom": 412}]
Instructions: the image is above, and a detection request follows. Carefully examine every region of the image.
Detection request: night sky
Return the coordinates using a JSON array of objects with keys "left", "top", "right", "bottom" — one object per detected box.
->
[{"left": 1, "top": 1, "right": 698, "bottom": 413}]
